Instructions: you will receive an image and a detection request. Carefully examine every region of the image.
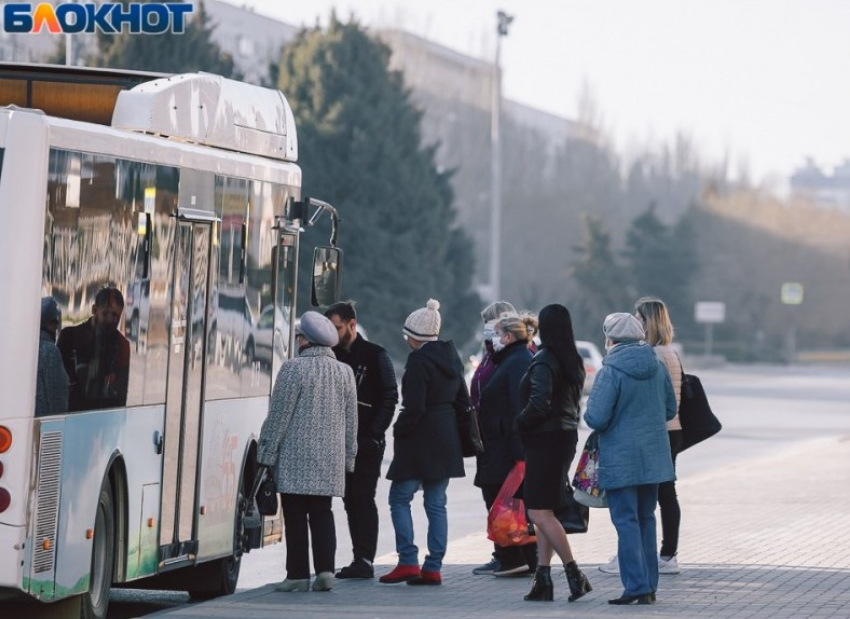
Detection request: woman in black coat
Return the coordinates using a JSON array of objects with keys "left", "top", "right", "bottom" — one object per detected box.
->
[
  {"left": 473, "top": 313, "right": 538, "bottom": 576},
  {"left": 380, "top": 300, "right": 467, "bottom": 587},
  {"left": 516, "top": 304, "right": 592, "bottom": 603}
]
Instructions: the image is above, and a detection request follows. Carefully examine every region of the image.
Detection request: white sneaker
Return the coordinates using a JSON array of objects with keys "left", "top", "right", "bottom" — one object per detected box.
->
[
  {"left": 598, "top": 555, "right": 619, "bottom": 574},
  {"left": 273, "top": 578, "right": 310, "bottom": 592},
  {"left": 658, "top": 555, "right": 680, "bottom": 574}
]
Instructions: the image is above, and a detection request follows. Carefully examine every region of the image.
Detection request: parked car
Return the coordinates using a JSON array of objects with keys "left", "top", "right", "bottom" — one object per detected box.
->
[{"left": 576, "top": 340, "right": 604, "bottom": 395}]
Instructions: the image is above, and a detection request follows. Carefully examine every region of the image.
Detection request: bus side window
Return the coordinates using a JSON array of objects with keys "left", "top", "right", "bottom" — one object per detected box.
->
[
  {"left": 241, "top": 181, "right": 274, "bottom": 396},
  {"left": 206, "top": 176, "right": 248, "bottom": 400},
  {"left": 41, "top": 152, "right": 173, "bottom": 412}
]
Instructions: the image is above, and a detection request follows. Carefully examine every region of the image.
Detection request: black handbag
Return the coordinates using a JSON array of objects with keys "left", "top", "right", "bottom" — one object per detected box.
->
[
  {"left": 457, "top": 405, "right": 485, "bottom": 457},
  {"left": 679, "top": 372, "right": 722, "bottom": 451},
  {"left": 254, "top": 467, "right": 279, "bottom": 516},
  {"left": 527, "top": 486, "right": 589, "bottom": 535},
  {"left": 455, "top": 380, "right": 484, "bottom": 457}
]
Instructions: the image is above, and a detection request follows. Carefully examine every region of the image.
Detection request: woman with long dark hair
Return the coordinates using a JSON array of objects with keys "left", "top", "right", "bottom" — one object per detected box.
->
[{"left": 516, "top": 304, "right": 592, "bottom": 603}]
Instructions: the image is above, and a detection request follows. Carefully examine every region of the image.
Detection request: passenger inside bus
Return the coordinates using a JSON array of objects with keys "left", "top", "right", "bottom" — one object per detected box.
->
[
  {"left": 35, "top": 296, "right": 69, "bottom": 417},
  {"left": 57, "top": 287, "right": 130, "bottom": 412}
]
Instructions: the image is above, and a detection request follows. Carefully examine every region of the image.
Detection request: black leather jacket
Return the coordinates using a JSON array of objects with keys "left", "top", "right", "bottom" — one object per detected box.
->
[{"left": 516, "top": 348, "right": 582, "bottom": 435}]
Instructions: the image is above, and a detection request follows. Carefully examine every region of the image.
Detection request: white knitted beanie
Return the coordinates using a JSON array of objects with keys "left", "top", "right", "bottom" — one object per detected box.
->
[{"left": 403, "top": 299, "right": 441, "bottom": 342}]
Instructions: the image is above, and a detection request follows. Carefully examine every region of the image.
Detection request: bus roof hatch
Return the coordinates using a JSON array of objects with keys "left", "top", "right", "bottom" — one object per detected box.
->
[{"left": 111, "top": 72, "right": 298, "bottom": 162}]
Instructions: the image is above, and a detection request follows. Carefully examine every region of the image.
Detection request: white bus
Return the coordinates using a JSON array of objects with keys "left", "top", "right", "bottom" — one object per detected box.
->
[{"left": 0, "top": 65, "right": 342, "bottom": 618}]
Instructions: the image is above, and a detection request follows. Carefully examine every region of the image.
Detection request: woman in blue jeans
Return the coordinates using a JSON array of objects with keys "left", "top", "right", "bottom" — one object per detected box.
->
[
  {"left": 379, "top": 299, "right": 467, "bottom": 586},
  {"left": 584, "top": 313, "right": 677, "bottom": 605}
]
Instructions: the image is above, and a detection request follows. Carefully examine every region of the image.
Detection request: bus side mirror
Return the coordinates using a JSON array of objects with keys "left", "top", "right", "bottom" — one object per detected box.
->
[{"left": 311, "top": 246, "right": 343, "bottom": 307}]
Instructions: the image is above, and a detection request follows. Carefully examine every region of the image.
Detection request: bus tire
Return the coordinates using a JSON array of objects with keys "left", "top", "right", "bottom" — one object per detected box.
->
[
  {"left": 81, "top": 480, "right": 115, "bottom": 619},
  {"left": 187, "top": 490, "right": 245, "bottom": 600}
]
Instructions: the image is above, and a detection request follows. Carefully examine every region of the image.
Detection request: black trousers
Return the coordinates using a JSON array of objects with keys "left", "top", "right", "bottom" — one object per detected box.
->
[
  {"left": 481, "top": 484, "right": 538, "bottom": 569},
  {"left": 342, "top": 438, "right": 385, "bottom": 563},
  {"left": 280, "top": 493, "right": 335, "bottom": 579},
  {"left": 658, "top": 430, "right": 683, "bottom": 558}
]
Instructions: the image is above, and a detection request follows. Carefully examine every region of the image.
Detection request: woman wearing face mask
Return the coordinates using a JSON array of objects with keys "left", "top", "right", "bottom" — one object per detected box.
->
[
  {"left": 470, "top": 301, "right": 516, "bottom": 576},
  {"left": 469, "top": 301, "right": 518, "bottom": 423},
  {"left": 473, "top": 313, "right": 539, "bottom": 577}
]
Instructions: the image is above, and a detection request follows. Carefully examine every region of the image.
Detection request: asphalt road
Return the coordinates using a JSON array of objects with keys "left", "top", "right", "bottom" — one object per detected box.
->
[{"left": 73, "top": 361, "right": 850, "bottom": 617}]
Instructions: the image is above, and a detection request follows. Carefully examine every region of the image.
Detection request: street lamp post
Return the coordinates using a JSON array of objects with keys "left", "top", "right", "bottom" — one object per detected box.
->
[{"left": 489, "top": 10, "right": 512, "bottom": 303}]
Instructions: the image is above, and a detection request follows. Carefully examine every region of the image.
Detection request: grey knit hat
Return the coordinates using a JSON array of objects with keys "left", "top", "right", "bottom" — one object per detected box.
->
[
  {"left": 403, "top": 299, "right": 441, "bottom": 342},
  {"left": 296, "top": 311, "right": 339, "bottom": 347},
  {"left": 603, "top": 312, "right": 645, "bottom": 342}
]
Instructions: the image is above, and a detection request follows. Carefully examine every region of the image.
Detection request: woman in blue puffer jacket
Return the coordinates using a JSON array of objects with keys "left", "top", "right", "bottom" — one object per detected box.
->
[{"left": 584, "top": 313, "right": 676, "bottom": 606}]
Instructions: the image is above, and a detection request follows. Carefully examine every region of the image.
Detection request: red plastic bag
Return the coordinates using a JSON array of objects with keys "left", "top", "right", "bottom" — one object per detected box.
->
[{"left": 487, "top": 462, "right": 536, "bottom": 547}]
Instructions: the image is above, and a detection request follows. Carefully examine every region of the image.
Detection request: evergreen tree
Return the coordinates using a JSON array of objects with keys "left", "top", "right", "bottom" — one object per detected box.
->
[
  {"left": 90, "top": 0, "right": 237, "bottom": 77},
  {"left": 569, "top": 215, "right": 631, "bottom": 342},
  {"left": 277, "top": 17, "right": 479, "bottom": 361},
  {"left": 622, "top": 203, "right": 698, "bottom": 335}
]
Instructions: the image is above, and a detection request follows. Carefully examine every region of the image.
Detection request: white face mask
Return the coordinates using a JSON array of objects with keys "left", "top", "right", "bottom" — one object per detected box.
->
[
  {"left": 605, "top": 341, "right": 617, "bottom": 354},
  {"left": 492, "top": 333, "right": 507, "bottom": 352}
]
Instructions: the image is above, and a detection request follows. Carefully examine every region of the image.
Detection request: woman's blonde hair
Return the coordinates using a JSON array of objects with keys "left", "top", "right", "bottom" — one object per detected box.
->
[
  {"left": 495, "top": 312, "right": 538, "bottom": 344},
  {"left": 634, "top": 296, "right": 674, "bottom": 346},
  {"left": 481, "top": 300, "right": 517, "bottom": 323}
]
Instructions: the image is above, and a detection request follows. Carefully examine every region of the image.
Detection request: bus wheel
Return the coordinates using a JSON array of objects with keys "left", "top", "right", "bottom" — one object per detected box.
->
[
  {"left": 187, "top": 491, "right": 245, "bottom": 600},
  {"left": 81, "top": 480, "right": 115, "bottom": 619}
]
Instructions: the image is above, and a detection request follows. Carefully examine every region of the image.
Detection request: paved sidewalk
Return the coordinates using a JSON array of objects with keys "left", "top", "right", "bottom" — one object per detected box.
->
[{"left": 151, "top": 435, "right": 850, "bottom": 618}]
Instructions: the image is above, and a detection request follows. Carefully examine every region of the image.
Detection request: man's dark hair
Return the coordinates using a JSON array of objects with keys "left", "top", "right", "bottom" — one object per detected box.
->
[
  {"left": 325, "top": 301, "right": 356, "bottom": 322},
  {"left": 95, "top": 287, "right": 125, "bottom": 309}
]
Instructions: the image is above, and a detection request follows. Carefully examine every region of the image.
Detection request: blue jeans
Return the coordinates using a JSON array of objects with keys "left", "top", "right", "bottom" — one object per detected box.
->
[
  {"left": 388, "top": 478, "right": 450, "bottom": 572},
  {"left": 607, "top": 484, "right": 660, "bottom": 596}
]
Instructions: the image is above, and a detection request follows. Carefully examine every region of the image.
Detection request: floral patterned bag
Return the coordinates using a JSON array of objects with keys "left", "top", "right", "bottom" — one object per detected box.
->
[{"left": 572, "top": 431, "right": 608, "bottom": 508}]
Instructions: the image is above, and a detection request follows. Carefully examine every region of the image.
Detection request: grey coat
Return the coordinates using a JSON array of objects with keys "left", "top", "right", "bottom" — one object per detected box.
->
[{"left": 257, "top": 346, "right": 358, "bottom": 497}]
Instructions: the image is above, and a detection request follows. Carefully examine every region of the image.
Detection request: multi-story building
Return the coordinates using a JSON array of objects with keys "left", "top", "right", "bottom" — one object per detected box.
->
[{"left": 790, "top": 158, "right": 850, "bottom": 213}]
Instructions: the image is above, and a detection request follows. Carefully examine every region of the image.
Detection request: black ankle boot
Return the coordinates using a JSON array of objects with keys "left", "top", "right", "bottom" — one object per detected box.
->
[
  {"left": 565, "top": 561, "right": 592, "bottom": 602},
  {"left": 524, "top": 566, "right": 553, "bottom": 601},
  {"left": 608, "top": 593, "right": 654, "bottom": 605}
]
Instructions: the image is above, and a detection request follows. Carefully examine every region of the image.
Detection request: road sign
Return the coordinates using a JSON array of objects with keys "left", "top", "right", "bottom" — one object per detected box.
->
[
  {"left": 695, "top": 301, "right": 726, "bottom": 324},
  {"left": 781, "top": 282, "right": 804, "bottom": 305}
]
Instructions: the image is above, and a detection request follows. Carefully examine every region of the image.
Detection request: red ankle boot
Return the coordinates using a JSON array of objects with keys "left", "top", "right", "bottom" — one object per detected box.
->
[{"left": 379, "top": 564, "right": 421, "bottom": 584}]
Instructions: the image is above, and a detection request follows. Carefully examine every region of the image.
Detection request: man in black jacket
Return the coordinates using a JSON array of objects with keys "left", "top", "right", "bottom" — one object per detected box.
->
[{"left": 326, "top": 302, "right": 399, "bottom": 579}]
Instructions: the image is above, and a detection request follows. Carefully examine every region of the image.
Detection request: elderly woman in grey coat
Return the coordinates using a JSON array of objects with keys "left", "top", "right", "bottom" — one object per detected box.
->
[
  {"left": 584, "top": 313, "right": 676, "bottom": 606},
  {"left": 258, "top": 311, "right": 358, "bottom": 593}
]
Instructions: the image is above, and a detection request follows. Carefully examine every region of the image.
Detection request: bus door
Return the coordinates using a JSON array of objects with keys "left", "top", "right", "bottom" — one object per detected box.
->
[
  {"left": 271, "top": 230, "right": 299, "bottom": 374},
  {"left": 159, "top": 216, "right": 214, "bottom": 566}
]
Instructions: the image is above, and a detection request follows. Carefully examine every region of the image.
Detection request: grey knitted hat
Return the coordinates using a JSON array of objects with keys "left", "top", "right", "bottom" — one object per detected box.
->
[{"left": 603, "top": 312, "right": 645, "bottom": 342}]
